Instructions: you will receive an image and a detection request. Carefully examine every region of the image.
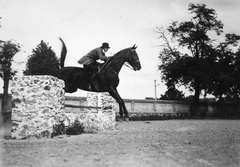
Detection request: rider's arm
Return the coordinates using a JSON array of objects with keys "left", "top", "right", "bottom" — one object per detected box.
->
[{"left": 97, "top": 49, "right": 108, "bottom": 61}]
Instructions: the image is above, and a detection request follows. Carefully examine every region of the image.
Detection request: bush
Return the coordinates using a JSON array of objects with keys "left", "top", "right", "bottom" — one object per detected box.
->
[
  {"left": 52, "top": 121, "right": 66, "bottom": 137},
  {"left": 66, "top": 120, "right": 85, "bottom": 135}
]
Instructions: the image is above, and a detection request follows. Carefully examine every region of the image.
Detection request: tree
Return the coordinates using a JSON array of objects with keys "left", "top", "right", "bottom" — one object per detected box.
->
[
  {"left": 157, "top": 3, "right": 224, "bottom": 115},
  {"left": 24, "top": 40, "right": 60, "bottom": 78},
  {"left": 0, "top": 40, "right": 20, "bottom": 112},
  {"left": 212, "top": 33, "right": 240, "bottom": 103},
  {"left": 159, "top": 86, "right": 185, "bottom": 101}
]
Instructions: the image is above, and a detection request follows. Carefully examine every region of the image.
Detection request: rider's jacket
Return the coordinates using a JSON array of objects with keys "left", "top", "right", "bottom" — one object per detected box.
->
[{"left": 78, "top": 47, "right": 108, "bottom": 65}]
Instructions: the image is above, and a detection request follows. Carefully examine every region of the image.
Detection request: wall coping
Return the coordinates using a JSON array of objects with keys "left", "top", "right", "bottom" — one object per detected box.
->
[
  {"left": 0, "top": 94, "right": 215, "bottom": 104},
  {"left": 64, "top": 95, "right": 189, "bottom": 104}
]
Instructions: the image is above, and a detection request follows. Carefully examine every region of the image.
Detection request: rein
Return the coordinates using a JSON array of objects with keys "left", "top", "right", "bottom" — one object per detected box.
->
[
  {"left": 124, "top": 62, "right": 134, "bottom": 70},
  {"left": 92, "top": 57, "right": 113, "bottom": 78},
  {"left": 92, "top": 48, "right": 139, "bottom": 77},
  {"left": 107, "top": 55, "right": 136, "bottom": 71}
]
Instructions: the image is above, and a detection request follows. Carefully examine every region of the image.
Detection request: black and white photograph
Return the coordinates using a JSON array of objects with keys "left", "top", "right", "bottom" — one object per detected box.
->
[{"left": 1, "top": 0, "right": 240, "bottom": 166}]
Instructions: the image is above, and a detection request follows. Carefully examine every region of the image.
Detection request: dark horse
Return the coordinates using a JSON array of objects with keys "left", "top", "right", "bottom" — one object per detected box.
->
[{"left": 59, "top": 38, "right": 141, "bottom": 121}]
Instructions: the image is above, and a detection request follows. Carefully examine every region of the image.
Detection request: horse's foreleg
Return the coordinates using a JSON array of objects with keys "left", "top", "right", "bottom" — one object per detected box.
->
[{"left": 107, "top": 86, "right": 129, "bottom": 121}]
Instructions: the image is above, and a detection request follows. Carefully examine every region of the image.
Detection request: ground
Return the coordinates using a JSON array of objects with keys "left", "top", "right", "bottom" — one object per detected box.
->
[{"left": 1, "top": 120, "right": 240, "bottom": 167}]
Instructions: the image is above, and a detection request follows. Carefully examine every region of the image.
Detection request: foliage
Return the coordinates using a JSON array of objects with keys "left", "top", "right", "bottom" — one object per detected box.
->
[
  {"left": 23, "top": 40, "right": 60, "bottom": 78},
  {"left": 156, "top": 3, "right": 240, "bottom": 113},
  {"left": 0, "top": 40, "right": 20, "bottom": 112},
  {"left": 66, "top": 120, "right": 85, "bottom": 135},
  {"left": 52, "top": 120, "right": 85, "bottom": 137},
  {"left": 127, "top": 113, "right": 190, "bottom": 121},
  {"left": 159, "top": 86, "right": 185, "bottom": 100},
  {"left": 0, "top": 40, "right": 20, "bottom": 79},
  {"left": 52, "top": 122, "right": 66, "bottom": 137},
  {"left": 209, "top": 34, "right": 240, "bottom": 103}
]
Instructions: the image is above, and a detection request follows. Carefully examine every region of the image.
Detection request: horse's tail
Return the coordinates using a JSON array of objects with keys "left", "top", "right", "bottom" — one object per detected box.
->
[{"left": 59, "top": 37, "right": 67, "bottom": 68}]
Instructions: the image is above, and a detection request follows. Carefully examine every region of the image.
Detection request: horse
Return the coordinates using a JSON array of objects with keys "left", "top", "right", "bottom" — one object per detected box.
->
[{"left": 59, "top": 38, "right": 141, "bottom": 121}]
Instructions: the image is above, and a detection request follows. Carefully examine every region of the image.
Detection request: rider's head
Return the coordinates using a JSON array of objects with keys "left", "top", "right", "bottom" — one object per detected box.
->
[{"left": 101, "top": 42, "right": 110, "bottom": 52}]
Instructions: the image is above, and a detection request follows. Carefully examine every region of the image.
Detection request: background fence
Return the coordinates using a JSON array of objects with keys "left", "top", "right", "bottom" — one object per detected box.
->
[
  {"left": 1, "top": 94, "right": 240, "bottom": 120},
  {"left": 64, "top": 96, "right": 240, "bottom": 118}
]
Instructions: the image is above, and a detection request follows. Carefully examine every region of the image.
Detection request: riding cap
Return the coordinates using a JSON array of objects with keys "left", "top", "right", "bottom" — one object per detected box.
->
[{"left": 101, "top": 42, "right": 110, "bottom": 49}]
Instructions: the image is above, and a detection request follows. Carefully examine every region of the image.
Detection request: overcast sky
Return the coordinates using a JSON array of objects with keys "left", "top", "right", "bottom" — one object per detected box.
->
[{"left": 1, "top": 0, "right": 240, "bottom": 99}]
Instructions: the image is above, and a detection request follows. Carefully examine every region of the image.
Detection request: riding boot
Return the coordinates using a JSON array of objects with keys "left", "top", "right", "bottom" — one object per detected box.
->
[
  {"left": 88, "top": 71, "right": 93, "bottom": 91},
  {"left": 83, "top": 64, "right": 94, "bottom": 91}
]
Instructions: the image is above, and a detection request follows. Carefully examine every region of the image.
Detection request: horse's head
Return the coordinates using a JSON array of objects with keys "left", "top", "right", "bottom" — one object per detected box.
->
[{"left": 125, "top": 44, "right": 141, "bottom": 71}]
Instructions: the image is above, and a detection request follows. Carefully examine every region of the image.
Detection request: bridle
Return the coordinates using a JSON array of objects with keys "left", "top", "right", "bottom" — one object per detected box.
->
[
  {"left": 93, "top": 48, "right": 139, "bottom": 77},
  {"left": 124, "top": 62, "right": 134, "bottom": 70},
  {"left": 124, "top": 50, "right": 140, "bottom": 70}
]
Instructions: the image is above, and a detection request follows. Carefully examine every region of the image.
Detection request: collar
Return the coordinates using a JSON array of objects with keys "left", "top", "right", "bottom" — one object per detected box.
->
[{"left": 102, "top": 49, "right": 106, "bottom": 53}]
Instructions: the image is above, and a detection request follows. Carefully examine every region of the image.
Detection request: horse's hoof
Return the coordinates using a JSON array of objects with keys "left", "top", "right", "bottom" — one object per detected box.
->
[{"left": 123, "top": 117, "right": 129, "bottom": 122}]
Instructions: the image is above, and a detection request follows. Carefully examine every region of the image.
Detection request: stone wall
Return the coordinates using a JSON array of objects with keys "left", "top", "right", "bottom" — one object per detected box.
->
[
  {"left": 10, "top": 75, "right": 116, "bottom": 139},
  {"left": 10, "top": 75, "right": 65, "bottom": 139},
  {"left": 65, "top": 92, "right": 116, "bottom": 133}
]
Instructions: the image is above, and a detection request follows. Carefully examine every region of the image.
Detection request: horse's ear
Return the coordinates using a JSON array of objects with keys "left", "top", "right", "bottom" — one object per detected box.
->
[{"left": 132, "top": 44, "right": 137, "bottom": 50}]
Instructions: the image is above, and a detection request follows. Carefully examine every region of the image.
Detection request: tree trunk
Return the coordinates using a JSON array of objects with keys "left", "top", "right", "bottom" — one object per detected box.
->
[
  {"left": 191, "top": 78, "right": 200, "bottom": 116},
  {"left": 217, "top": 94, "right": 224, "bottom": 116},
  {"left": 1, "top": 69, "right": 10, "bottom": 113}
]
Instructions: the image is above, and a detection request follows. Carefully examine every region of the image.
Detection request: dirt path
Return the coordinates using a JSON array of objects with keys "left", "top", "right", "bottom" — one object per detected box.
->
[{"left": 1, "top": 120, "right": 240, "bottom": 167}]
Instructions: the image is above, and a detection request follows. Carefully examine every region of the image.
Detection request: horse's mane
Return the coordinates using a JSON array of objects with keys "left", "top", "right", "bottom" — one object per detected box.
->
[
  {"left": 114, "top": 47, "right": 132, "bottom": 57},
  {"left": 105, "top": 47, "right": 131, "bottom": 65}
]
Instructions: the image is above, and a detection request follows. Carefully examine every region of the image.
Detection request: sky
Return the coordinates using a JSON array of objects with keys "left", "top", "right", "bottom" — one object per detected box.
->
[{"left": 1, "top": 0, "right": 240, "bottom": 99}]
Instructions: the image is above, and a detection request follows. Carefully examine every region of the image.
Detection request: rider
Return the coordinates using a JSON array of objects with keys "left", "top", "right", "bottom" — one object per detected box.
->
[{"left": 77, "top": 42, "right": 110, "bottom": 88}]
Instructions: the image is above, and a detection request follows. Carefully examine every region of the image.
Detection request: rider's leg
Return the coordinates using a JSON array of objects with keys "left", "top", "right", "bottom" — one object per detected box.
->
[{"left": 84, "top": 64, "right": 94, "bottom": 89}]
